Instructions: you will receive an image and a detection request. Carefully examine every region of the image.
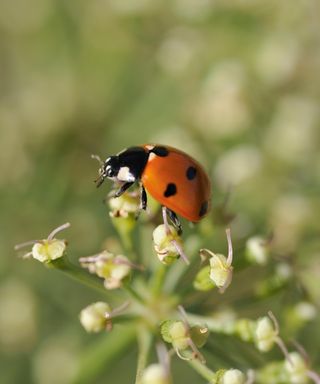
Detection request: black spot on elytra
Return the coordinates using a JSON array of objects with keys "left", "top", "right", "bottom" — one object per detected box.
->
[
  {"left": 164, "top": 183, "right": 177, "bottom": 197},
  {"left": 199, "top": 201, "right": 208, "bottom": 217},
  {"left": 152, "top": 146, "right": 169, "bottom": 157},
  {"left": 186, "top": 166, "right": 197, "bottom": 180}
]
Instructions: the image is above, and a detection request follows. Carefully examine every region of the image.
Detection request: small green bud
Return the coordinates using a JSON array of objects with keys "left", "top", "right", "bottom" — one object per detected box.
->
[
  {"left": 80, "top": 251, "right": 131, "bottom": 289},
  {"left": 14, "top": 223, "right": 70, "bottom": 263},
  {"left": 245, "top": 236, "right": 269, "bottom": 265},
  {"left": 153, "top": 225, "right": 182, "bottom": 265},
  {"left": 160, "top": 321, "right": 186, "bottom": 349},
  {"left": 221, "top": 369, "right": 245, "bottom": 384},
  {"left": 160, "top": 316, "right": 208, "bottom": 362},
  {"left": 79, "top": 302, "right": 112, "bottom": 333},
  {"left": 254, "top": 316, "right": 277, "bottom": 352},
  {"left": 160, "top": 320, "right": 177, "bottom": 344},
  {"left": 193, "top": 265, "right": 215, "bottom": 291},
  {"left": 141, "top": 364, "right": 171, "bottom": 384}
]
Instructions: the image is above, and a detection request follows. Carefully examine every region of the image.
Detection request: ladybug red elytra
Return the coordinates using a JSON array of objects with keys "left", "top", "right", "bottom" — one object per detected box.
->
[{"left": 94, "top": 144, "right": 211, "bottom": 233}]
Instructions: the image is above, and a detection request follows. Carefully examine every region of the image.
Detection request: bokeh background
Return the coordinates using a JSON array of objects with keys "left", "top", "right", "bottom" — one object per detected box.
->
[{"left": 1, "top": 0, "right": 320, "bottom": 383}]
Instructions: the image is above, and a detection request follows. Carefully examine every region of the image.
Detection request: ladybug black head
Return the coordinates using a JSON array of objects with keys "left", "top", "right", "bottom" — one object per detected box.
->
[{"left": 95, "top": 156, "right": 120, "bottom": 187}]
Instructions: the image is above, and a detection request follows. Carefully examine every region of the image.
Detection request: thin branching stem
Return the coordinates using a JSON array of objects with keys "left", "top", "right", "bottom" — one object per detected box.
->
[{"left": 135, "top": 327, "right": 153, "bottom": 384}]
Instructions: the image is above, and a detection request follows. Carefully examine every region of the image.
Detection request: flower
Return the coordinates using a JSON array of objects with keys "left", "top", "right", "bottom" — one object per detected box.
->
[
  {"left": 14, "top": 223, "right": 70, "bottom": 263},
  {"left": 153, "top": 224, "right": 184, "bottom": 265},
  {"left": 284, "top": 352, "right": 309, "bottom": 384},
  {"left": 108, "top": 188, "right": 141, "bottom": 219},
  {"left": 200, "top": 228, "right": 234, "bottom": 293},
  {"left": 79, "top": 250, "right": 132, "bottom": 289},
  {"left": 209, "top": 253, "right": 233, "bottom": 293},
  {"left": 160, "top": 306, "right": 209, "bottom": 362},
  {"left": 254, "top": 316, "right": 278, "bottom": 352},
  {"left": 79, "top": 302, "right": 112, "bottom": 332}
]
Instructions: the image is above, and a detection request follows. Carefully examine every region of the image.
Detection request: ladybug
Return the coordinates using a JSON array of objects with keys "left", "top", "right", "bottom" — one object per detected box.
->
[{"left": 94, "top": 144, "right": 211, "bottom": 233}]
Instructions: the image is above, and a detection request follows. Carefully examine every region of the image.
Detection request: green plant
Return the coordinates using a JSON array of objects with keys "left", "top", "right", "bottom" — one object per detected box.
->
[{"left": 15, "top": 188, "right": 320, "bottom": 384}]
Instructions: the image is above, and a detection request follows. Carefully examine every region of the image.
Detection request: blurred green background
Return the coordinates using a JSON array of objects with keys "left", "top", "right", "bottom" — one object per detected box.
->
[{"left": 1, "top": 0, "right": 319, "bottom": 383}]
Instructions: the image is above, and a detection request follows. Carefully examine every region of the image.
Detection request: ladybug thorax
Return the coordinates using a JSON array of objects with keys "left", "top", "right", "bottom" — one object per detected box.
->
[{"left": 104, "top": 146, "right": 149, "bottom": 183}]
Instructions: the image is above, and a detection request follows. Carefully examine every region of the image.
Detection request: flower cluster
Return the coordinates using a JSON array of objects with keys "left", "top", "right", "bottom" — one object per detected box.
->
[{"left": 15, "top": 189, "right": 320, "bottom": 384}]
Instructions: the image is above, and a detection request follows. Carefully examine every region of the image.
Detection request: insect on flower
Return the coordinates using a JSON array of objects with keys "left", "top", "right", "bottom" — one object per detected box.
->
[{"left": 92, "top": 145, "right": 211, "bottom": 234}]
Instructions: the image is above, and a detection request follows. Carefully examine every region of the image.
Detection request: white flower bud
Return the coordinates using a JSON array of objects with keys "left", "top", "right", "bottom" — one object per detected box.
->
[
  {"left": 254, "top": 317, "right": 277, "bottom": 352},
  {"left": 284, "top": 352, "right": 309, "bottom": 384},
  {"left": 222, "top": 369, "right": 245, "bottom": 384},
  {"left": 294, "top": 302, "right": 317, "bottom": 322},
  {"left": 79, "top": 302, "right": 111, "bottom": 333},
  {"left": 246, "top": 236, "right": 269, "bottom": 265},
  {"left": 141, "top": 364, "right": 170, "bottom": 384}
]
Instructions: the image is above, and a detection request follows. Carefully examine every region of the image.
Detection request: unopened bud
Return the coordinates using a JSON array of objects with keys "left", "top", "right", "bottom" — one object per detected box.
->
[
  {"left": 246, "top": 236, "right": 269, "bottom": 265},
  {"left": 254, "top": 316, "right": 277, "bottom": 352},
  {"left": 284, "top": 352, "right": 309, "bottom": 384},
  {"left": 79, "top": 302, "right": 112, "bottom": 333},
  {"left": 160, "top": 315, "right": 208, "bottom": 362},
  {"left": 222, "top": 369, "right": 245, "bottom": 384},
  {"left": 193, "top": 265, "right": 215, "bottom": 291},
  {"left": 141, "top": 364, "right": 171, "bottom": 384}
]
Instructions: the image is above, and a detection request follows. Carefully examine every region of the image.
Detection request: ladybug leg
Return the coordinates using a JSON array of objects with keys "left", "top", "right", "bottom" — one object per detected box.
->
[
  {"left": 162, "top": 207, "right": 189, "bottom": 265},
  {"left": 113, "top": 182, "right": 134, "bottom": 197},
  {"left": 140, "top": 185, "right": 147, "bottom": 210},
  {"left": 134, "top": 184, "right": 147, "bottom": 220},
  {"left": 166, "top": 209, "right": 182, "bottom": 235}
]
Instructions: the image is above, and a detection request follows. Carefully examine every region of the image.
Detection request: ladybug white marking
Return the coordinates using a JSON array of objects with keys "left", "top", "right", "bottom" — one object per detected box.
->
[
  {"left": 148, "top": 152, "right": 157, "bottom": 161},
  {"left": 117, "top": 166, "right": 135, "bottom": 182}
]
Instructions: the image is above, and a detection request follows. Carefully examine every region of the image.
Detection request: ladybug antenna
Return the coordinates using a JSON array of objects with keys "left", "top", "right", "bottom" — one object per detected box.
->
[
  {"left": 91, "top": 154, "right": 104, "bottom": 167},
  {"left": 91, "top": 154, "right": 106, "bottom": 187}
]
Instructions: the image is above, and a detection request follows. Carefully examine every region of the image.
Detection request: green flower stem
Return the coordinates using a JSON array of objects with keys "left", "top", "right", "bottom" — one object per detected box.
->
[
  {"left": 187, "top": 358, "right": 216, "bottom": 383},
  {"left": 150, "top": 263, "right": 167, "bottom": 296},
  {"left": 112, "top": 216, "right": 136, "bottom": 258},
  {"left": 163, "top": 237, "right": 202, "bottom": 294},
  {"left": 135, "top": 327, "right": 153, "bottom": 384},
  {"left": 123, "top": 283, "right": 145, "bottom": 304},
  {"left": 49, "top": 256, "right": 112, "bottom": 297},
  {"left": 74, "top": 323, "right": 137, "bottom": 384},
  {"left": 186, "top": 312, "right": 236, "bottom": 334}
]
